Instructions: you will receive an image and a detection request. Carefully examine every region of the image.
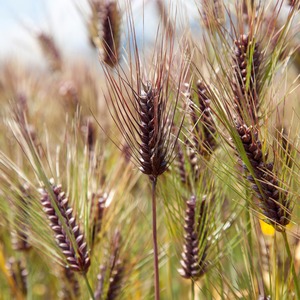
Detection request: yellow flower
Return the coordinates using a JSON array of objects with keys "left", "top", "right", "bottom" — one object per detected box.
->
[
  {"left": 260, "top": 218, "right": 292, "bottom": 236},
  {"left": 260, "top": 219, "right": 276, "bottom": 236}
]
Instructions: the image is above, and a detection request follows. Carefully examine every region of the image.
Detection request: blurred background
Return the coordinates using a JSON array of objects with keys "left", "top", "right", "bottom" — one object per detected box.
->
[{"left": 0, "top": 0, "right": 180, "bottom": 68}]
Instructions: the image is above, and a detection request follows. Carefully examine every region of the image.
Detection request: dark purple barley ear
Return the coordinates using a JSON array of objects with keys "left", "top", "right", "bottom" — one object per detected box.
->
[
  {"left": 179, "top": 195, "right": 208, "bottom": 280},
  {"left": 60, "top": 266, "right": 81, "bottom": 300},
  {"left": 94, "top": 265, "right": 106, "bottom": 300},
  {"left": 91, "top": 192, "right": 107, "bottom": 248},
  {"left": 195, "top": 80, "right": 217, "bottom": 157},
  {"left": 138, "top": 81, "right": 169, "bottom": 180},
  {"left": 40, "top": 180, "right": 90, "bottom": 273},
  {"left": 232, "top": 34, "right": 262, "bottom": 124},
  {"left": 94, "top": 230, "right": 126, "bottom": 300},
  {"left": 6, "top": 257, "right": 28, "bottom": 297},
  {"left": 236, "top": 123, "right": 291, "bottom": 230},
  {"left": 183, "top": 81, "right": 217, "bottom": 182},
  {"left": 174, "top": 139, "right": 188, "bottom": 184}
]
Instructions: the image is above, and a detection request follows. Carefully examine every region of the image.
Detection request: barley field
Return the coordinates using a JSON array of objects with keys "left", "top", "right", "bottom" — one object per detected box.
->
[{"left": 0, "top": 1, "right": 300, "bottom": 299}]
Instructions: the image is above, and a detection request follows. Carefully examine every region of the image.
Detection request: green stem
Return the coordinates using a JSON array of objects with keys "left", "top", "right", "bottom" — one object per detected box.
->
[
  {"left": 191, "top": 280, "right": 195, "bottom": 300},
  {"left": 282, "top": 230, "right": 300, "bottom": 299},
  {"left": 151, "top": 177, "right": 160, "bottom": 300},
  {"left": 83, "top": 273, "right": 95, "bottom": 300}
]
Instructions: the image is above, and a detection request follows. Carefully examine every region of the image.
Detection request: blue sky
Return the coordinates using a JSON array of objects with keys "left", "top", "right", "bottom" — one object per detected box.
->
[
  {"left": 0, "top": 0, "right": 208, "bottom": 69},
  {"left": 0, "top": 0, "right": 168, "bottom": 67},
  {"left": 0, "top": 0, "right": 93, "bottom": 66}
]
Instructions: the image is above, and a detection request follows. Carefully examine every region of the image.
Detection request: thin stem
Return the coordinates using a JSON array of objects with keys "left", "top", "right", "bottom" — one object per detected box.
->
[
  {"left": 83, "top": 273, "right": 95, "bottom": 300},
  {"left": 151, "top": 177, "right": 160, "bottom": 300},
  {"left": 282, "top": 230, "right": 300, "bottom": 299},
  {"left": 0, "top": 247, "right": 24, "bottom": 300},
  {"left": 191, "top": 280, "right": 195, "bottom": 300}
]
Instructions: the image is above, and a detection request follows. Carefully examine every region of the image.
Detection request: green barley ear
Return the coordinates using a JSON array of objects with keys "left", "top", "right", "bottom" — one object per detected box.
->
[{"left": 40, "top": 179, "right": 90, "bottom": 273}]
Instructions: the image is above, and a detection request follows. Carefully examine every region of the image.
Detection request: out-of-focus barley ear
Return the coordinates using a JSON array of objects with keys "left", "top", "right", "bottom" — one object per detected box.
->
[
  {"left": 288, "top": 0, "right": 300, "bottom": 9},
  {"left": 236, "top": 123, "right": 291, "bottom": 230},
  {"left": 90, "top": 192, "right": 107, "bottom": 248},
  {"left": 94, "top": 265, "right": 106, "bottom": 300},
  {"left": 60, "top": 266, "right": 81, "bottom": 300},
  {"left": 39, "top": 179, "right": 91, "bottom": 273},
  {"left": 232, "top": 34, "right": 262, "bottom": 124},
  {"left": 98, "top": 0, "right": 121, "bottom": 67},
  {"left": 121, "top": 143, "right": 132, "bottom": 163},
  {"left": 201, "top": 0, "right": 225, "bottom": 29},
  {"left": 276, "top": 127, "right": 294, "bottom": 169},
  {"left": 242, "top": 0, "right": 257, "bottom": 24},
  {"left": 13, "top": 92, "right": 28, "bottom": 126},
  {"left": 106, "top": 258, "right": 125, "bottom": 300},
  {"left": 186, "top": 140, "right": 200, "bottom": 181},
  {"left": 178, "top": 195, "right": 208, "bottom": 280},
  {"left": 257, "top": 229, "right": 272, "bottom": 282},
  {"left": 36, "top": 32, "right": 62, "bottom": 71},
  {"left": 94, "top": 230, "right": 126, "bottom": 300},
  {"left": 183, "top": 81, "right": 217, "bottom": 182},
  {"left": 6, "top": 257, "right": 28, "bottom": 297},
  {"left": 295, "top": 238, "right": 300, "bottom": 274},
  {"left": 81, "top": 117, "right": 96, "bottom": 158},
  {"left": 155, "top": 0, "right": 175, "bottom": 39},
  {"left": 258, "top": 295, "right": 271, "bottom": 300},
  {"left": 23, "top": 124, "right": 44, "bottom": 158},
  {"left": 195, "top": 80, "right": 217, "bottom": 156},
  {"left": 261, "top": 10, "right": 299, "bottom": 63},
  {"left": 106, "top": 230, "right": 125, "bottom": 300},
  {"left": 11, "top": 183, "right": 32, "bottom": 252},
  {"left": 59, "top": 80, "right": 79, "bottom": 113},
  {"left": 174, "top": 139, "right": 188, "bottom": 184},
  {"left": 11, "top": 96, "right": 43, "bottom": 157},
  {"left": 87, "top": 0, "right": 102, "bottom": 48},
  {"left": 184, "top": 83, "right": 201, "bottom": 181}
]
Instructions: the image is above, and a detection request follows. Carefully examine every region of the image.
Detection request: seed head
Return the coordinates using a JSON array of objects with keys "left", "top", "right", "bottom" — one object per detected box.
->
[{"left": 40, "top": 181, "right": 90, "bottom": 273}]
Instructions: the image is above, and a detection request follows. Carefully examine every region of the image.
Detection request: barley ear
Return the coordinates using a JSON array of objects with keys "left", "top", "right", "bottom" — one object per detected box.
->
[{"left": 40, "top": 180, "right": 90, "bottom": 273}]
